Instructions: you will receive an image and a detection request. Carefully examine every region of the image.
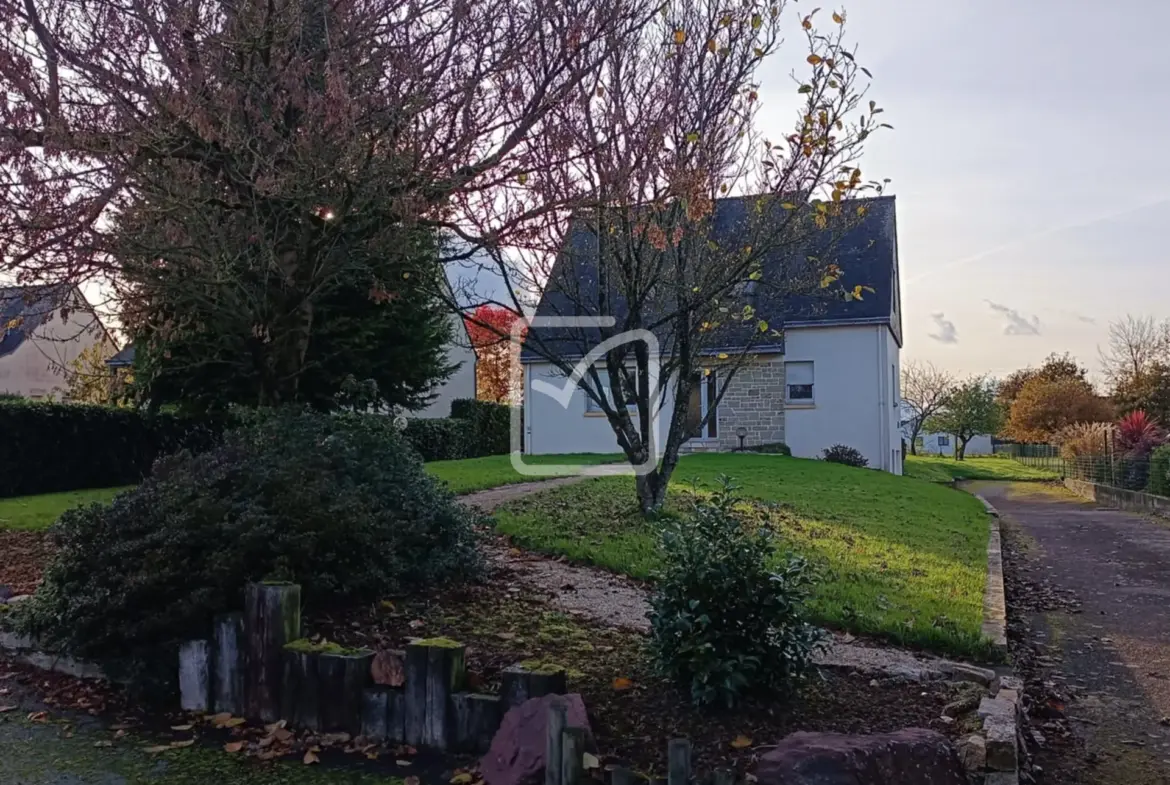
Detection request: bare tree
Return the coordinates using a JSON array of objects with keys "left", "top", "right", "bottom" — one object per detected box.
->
[
  {"left": 1100, "top": 315, "right": 1170, "bottom": 387},
  {"left": 0, "top": 0, "right": 653, "bottom": 402},
  {"left": 448, "top": 1, "right": 889, "bottom": 513},
  {"left": 900, "top": 360, "right": 955, "bottom": 454}
]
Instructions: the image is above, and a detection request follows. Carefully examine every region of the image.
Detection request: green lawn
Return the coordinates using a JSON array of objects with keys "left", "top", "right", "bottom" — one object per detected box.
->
[
  {"left": 425, "top": 453, "right": 625, "bottom": 494},
  {"left": 904, "top": 454, "right": 1059, "bottom": 483},
  {"left": 0, "top": 487, "right": 130, "bottom": 530},
  {"left": 494, "top": 453, "right": 995, "bottom": 658}
]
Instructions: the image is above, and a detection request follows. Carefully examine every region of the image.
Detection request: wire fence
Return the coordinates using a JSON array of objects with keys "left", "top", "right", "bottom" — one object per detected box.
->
[{"left": 995, "top": 443, "right": 1156, "bottom": 492}]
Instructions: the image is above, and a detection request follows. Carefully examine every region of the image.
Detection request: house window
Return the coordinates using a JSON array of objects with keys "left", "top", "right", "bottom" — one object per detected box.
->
[
  {"left": 685, "top": 370, "right": 719, "bottom": 439},
  {"left": 938, "top": 435, "right": 950, "bottom": 447},
  {"left": 785, "top": 361, "right": 814, "bottom": 403},
  {"left": 584, "top": 373, "right": 638, "bottom": 414},
  {"left": 891, "top": 364, "right": 898, "bottom": 407}
]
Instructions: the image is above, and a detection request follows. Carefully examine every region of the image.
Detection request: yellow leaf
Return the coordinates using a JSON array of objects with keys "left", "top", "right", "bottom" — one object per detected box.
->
[
  {"left": 751, "top": 14, "right": 762, "bottom": 29},
  {"left": 451, "top": 774, "right": 474, "bottom": 784},
  {"left": 719, "top": 14, "right": 732, "bottom": 26},
  {"left": 758, "top": 320, "right": 769, "bottom": 333},
  {"left": 814, "top": 213, "right": 828, "bottom": 229},
  {"left": 686, "top": 132, "right": 699, "bottom": 143},
  {"left": 612, "top": 677, "right": 634, "bottom": 691},
  {"left": 144, "top": 746, "right": 172, "bottom": 754},
  {"left": 832, "top": 11, "right": 844, "bottom": 23},
  {"left": 169, "top": 739, "right": 195, "bottom": 749},
  {"left": 223, "top": 717, "right": 246, "bottom": 728},
  {"left": 720, "top": 183, "right": 728, "bottom": 193},
  {"left": 380, "top": 600, "right": 396, "bottom": 610},
  {"left": 707, "top": 39, "right": 716, "bottom": 53},
  {"left": 807, "top": 54, "right": 822, "bottom": 66},
  {"left": 731, "top": 735, "right": 753, "bottom": 749},
  {"left": 781, "top": 202, "right": 797, "bottom": 210},
  {"left": 753, "top": 47, "right": 764, "bottom": 57},
  {"left": 802, "top": 16, "right": 812, "bottom": 29},
  {"left": 224, "top": 741, "right": 246, "bottom": 753},
  {"left": 517, "top": 172, "right": 528, "bottom": 186},
  {"left": 170, "top": 724, "right": 193, "bottom": 731},
  {"left": 852, "top": 285, "right": 865, "bottom": 300},
  {"left": 717, "top": 353, "right": 729, "bottom": 360},
  {"left": 304, "top": 749, "right": 321, "bottom": 765},
  {"left": 749, "top": 270, "right": 762, "bottom": 280},
  {"left": 857, "top": 205, "right": 868, "bottom": 217},
  {"left": 673, "top": 29, "right": 686, "bottom": 44}
]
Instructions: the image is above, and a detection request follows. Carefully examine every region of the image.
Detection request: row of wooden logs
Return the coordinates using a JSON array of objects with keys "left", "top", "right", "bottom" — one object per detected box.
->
[{"left": 178, "top": 582, "right": 568, "bottom": 753}]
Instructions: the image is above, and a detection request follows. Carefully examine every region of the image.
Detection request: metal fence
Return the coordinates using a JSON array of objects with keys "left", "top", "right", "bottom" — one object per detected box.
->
[{"left": 996, "top": 443, "right": 1155, "bottom": 492}]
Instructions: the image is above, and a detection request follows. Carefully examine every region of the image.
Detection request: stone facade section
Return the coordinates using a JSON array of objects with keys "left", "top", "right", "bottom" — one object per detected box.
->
[{"left": 713, "top": 355, "right": 786, "bottom": 451}]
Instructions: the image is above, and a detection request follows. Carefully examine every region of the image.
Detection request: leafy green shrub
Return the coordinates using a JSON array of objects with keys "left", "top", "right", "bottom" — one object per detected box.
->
[
  {"left": 402, "top": 416, "right": 476, "bottom": 461},
  {"left": 740, "top": 441, "right": 791, "bottom": 456},
  {"left": 648, "top": 478, "right": 825, "bottom": 708},
  {"left": 0, "top": 400, "right": 223, "bottom": 497},
  {"left": 450, "top": 398, "right": 513, "bottom": 456},
  {"left": 1149, "top": 445, "right": 1170, "bottom": 497},
  {"left": 15, "top": 410, "right": 483, "bottom": 676},
  {"left": 821, "top": 444, "right": 868, "bottom": 468}
]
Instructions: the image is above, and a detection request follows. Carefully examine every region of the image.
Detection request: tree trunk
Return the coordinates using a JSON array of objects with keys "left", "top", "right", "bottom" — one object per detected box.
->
[
  {"left": 635, "top": 466, "right": 673, "bottom": 515},
  {"left": 909, "top": 423, "right": 921, "bottom": 455}
]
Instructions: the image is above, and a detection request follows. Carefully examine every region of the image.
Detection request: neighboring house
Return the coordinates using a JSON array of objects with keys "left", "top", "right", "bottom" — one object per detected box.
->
[
  {"left": 0, "top": 285, "right": 116, "bottom": 400},
  {"left": 916, "top": 430, "right": 994, "bottom": 457},
  {"left": 520, "top": 195, "right": 905, "bottom": 474}
]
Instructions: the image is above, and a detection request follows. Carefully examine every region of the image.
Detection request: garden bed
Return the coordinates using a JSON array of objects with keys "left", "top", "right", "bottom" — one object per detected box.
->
[{"left": 306, "top": 571, "right": 972, "bottom": 777}]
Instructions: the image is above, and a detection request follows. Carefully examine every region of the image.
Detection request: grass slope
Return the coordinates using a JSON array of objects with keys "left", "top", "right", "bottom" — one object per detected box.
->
[
  {"left": 425, "top": 453, "right": 623, "bottom": 494},
  {"left": 0, "top": 487, "right": 130, "bottom": 531},
  {"left": 494, "top": 453, "right": 994, "bottom": 658},
  {"left": 904, "top": 455, "right": 1059, "bottom": 483}
]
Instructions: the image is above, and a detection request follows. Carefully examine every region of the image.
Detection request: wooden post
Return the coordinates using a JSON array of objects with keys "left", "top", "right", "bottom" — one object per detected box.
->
[
  {"left": 282, "top": 647, "right": 320, "bottom": 731},
  {"left": 468, "top": 693, "right": 502, "bottom": 753},
  {"left": 712, "top": 770, "right": 734, "bottom": 785},
  {"left": 178, "top": 640, "right": 211, "bottom": 712},
  {"left": 404, "top": 645, "right": 428, "bottom": 746},
  {"left": 612, "top": 768, "right": 638, "bottom": 785},
  {"left": 500, "top": 664, "right": 530, "bottom": 709},
  {"left": 561, "top": 727, "right": 585, "bottom": 785},
  {"left": 387, "top": 688, "right": 406, "bottom": 743},
  {"left": 529, "top": 665, "right": 567, "bottom": 699},
  {"left": 424, "top": 642, "right": 466, "bottom": 749},
  {"left": 213, "top": 613, "right": 245, "bottom": 715},
  {"left": 244, "top": 582, "right": 301, "bottom": 722},
  {"left": 361, "top": 687, "right": 390, "bottom": 741},
  {"left": 545, "top": 698, "right": 568, "bottom": 785},
  {"left": 318, "top": 650, "right": 374, "bottom": 735},
  {"left": 667, "top": 739, "right": 691, "bottom": 785}
]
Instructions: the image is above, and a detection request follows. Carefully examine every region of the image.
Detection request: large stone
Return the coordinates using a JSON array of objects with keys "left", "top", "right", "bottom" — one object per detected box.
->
[
  {"left": 984, "top": 714, "right": 1018, "bottom": 772},
  {"left": 756, "top": 728, "right": 967, "bottom": 785},
  {"left": 480, "top": 694, "right": 593, "bottom": 785},
  {"left": 958, "top": 733, "right": 986, "bottom": 772}
]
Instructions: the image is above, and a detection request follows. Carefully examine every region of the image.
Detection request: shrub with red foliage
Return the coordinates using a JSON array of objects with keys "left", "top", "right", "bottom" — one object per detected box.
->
[{"left": 1116, "top": 410, "right": 1166, "bottom": 457}]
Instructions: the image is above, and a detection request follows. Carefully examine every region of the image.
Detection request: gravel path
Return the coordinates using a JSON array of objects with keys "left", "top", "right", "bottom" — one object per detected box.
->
[{"left": 460, "top": 477, "right": 989, "bottom": 681}]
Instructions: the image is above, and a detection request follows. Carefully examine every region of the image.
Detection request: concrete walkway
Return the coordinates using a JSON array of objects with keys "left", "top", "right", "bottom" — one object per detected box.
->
[{"left": 974, "top": 481, "right": 1170, "bottom": 783}]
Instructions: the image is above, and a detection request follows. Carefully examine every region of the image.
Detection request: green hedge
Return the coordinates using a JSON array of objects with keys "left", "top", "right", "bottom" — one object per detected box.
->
[
  {"left": 402, "top": 417, "right": 476, "bottom": 462},
  {"left": 450, "top": 398, "right": 513, "bottom": 457},
  {"left": 0, "top": 401, "right": 223, "bottom": 498},
  {"left": 1149, "top": 445, "right": 1170, "bottom": 497}
]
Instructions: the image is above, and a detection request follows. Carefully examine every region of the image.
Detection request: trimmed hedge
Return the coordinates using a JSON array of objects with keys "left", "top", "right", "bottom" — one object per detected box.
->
[
  {"left": 1149, "top": 445, "right": 1170, "bottom": 497},
  {"left": 450, "top": 398, "right": 513, "bottom": 457},
  {"left": 0, "top": 401, "right": 223, "bottom": 498},
  {"left": 402, "top": 417, "right": 476, "bottom": 462}
]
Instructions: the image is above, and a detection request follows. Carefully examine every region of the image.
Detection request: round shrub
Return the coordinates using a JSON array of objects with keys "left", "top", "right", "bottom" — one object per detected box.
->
[
  {"left": 16, "top": 410, "right": 483, "bottom": 672},
  {"left": 821, "top": 443, "right": 868, "bottom": 468},
  {"left": 648, "top": 478, "right": 824, "bottom": 708}
]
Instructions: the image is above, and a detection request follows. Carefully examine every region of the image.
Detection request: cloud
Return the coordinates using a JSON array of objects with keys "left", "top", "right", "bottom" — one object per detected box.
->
[
  {"left": 986, "top": 300, "right": 1042, "bottom": 335},
  {"left": 928, "top": 312, "right": 959, "bottom": 343},
  {"left": 1072, "top": 312, "right": 1097, "bottom": 325}
]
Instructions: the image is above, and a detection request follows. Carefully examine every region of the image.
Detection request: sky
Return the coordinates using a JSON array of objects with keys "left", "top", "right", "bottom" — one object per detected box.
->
[{"left": 755, "top": 0, "right": 1170, "bottom": 383}]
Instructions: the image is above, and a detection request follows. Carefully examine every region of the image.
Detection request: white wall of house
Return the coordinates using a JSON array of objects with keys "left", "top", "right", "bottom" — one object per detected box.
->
[
  {"left": 0, "top": 305, "right": 112, "bottom": 400},
  {"left": 411, "top": 312, "right": 477, "bottom": 419},
  {"left": 781, "top": 323, "right": 902, "bottom": 474},
  {"left": 915, "top": 431, "right": 994, "bottom": 456}
]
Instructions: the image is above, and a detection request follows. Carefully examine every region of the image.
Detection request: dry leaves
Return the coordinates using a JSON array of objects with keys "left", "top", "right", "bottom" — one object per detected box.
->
[
  {"left": 611, "top": 677, "right": 633, "bottom": 691},
  {"left": 224, "top": 741, "right": 246, "bottom": 753},
  {"left": 170, "top": 724, "right": 193, "bottom": 731},
  {"left": 730, "top": 735, "right": 753, "bottom": 749},
  {"left": 303, "top": 748, "right": 321, "bottom": 765},
  {"left": 0, "top": 705, "right": 17, "bottom": 713}
]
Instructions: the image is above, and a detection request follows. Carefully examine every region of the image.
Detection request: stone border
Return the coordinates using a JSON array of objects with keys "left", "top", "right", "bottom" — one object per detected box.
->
[
  {"left": 974, "top": 494, "right": 1008, "bottom": 653},
  {"left": 1063, "top": 477, "right": 1170, "bottom": 519},
  {"left": 0, "top": 630, "right": 108, "bottom": 681}
]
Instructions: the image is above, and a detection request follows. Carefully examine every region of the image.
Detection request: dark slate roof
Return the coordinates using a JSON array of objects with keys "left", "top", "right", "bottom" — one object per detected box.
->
[
  {"left": 521, "top": 195, "right": 899, "bottom": 362},
  {"left": 106, "top": 343, "right": 136, "bottom": 367},
  {"left": 0, "top": 285, "right": 72, "bottom": 360}
]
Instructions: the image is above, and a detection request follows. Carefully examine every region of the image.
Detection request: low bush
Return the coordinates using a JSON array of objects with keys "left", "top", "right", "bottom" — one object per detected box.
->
[
  {"left": 1148, "top": 445, "right": 1170, "bottom": 496},
  {"left": 648, "top": 477, "right": 824, "bottom": 708},
  {"left": 402, "top": 416, "right": 476, "bottom": 461},
  {"left": 450, "top": 398, "right": 513, "bottom": 457},
  {"left": 821, "top": 444, "right": 868, "bottom": 468},
  {"left": 740, "top": 442, "right": 792, "bottom": 456},
  {"left": 14, "top": 410, "right": 483, "bottom": 680},
  {"left": 0, "top": 400, "right": 223, "bottom": 497}
]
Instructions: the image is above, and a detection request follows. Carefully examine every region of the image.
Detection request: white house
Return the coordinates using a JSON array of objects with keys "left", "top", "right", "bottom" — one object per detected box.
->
[
  {"left": 913, "top": 430, "right": 994, "bottom": 457},
  {"left": 520, "top": 195, "right": 905, "bottom": 474},
  {"left": 0, "top": 285, "right": 116, "bottom": 400}
]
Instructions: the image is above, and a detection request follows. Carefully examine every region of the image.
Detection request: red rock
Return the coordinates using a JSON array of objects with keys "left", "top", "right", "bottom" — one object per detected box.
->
[
  {"left": 480, "top": 694, "right": 592, "bottom": 785},
  {"left": 756, "top": 728, "right": 967, "bottom": 785},
  {"left": 370, "top": 649, "right": 405, "bottom": 687}
]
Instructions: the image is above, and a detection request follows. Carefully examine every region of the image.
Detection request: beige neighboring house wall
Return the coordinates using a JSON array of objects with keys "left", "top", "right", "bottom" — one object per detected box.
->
[{"left": 0, "top": 286, "right": 117, "bottom": 400}]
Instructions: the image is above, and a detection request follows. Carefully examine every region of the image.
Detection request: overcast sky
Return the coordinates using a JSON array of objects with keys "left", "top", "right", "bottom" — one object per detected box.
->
[{"left": 756, "top": 0, "right": 1169, "bottom": 382}]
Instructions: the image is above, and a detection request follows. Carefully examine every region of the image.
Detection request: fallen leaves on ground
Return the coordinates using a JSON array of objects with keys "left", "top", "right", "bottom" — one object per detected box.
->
[
  {"left": 730, "top": 736, "right": 753, "bottom": 749},
  {"left": 303, "top": 749, "right": 320, "bottom": 765},
  {"left": 611, "top": 677, "right": 633, "bottom": 691},
  {"left": 224, "top": 741, "right": 246, "bottom": 753}
]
